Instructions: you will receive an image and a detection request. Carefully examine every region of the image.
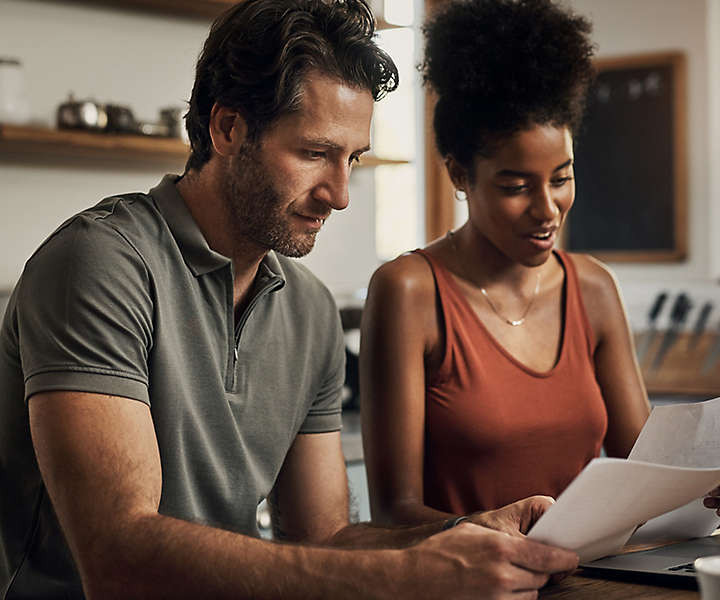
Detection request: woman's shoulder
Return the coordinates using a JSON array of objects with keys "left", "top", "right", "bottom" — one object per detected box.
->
[
  {"left": 562, "top": 251, "right": 626, "bottom": 332},
  {"left": 370, "top": 250, "right": 437, "bottom": 294},
  {"left": 563, "top": 251, "right": 620, "bottom": 297},
  {"left": 363, "top": 252, "right": 444, "bottom": 348}
]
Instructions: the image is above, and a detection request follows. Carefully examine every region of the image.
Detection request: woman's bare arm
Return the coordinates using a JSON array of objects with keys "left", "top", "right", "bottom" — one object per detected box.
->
[
  {"left": 359, "top": 254, "right": 455, "bottom": 526},
  {"left": 573, "top": 254, "right": 651, "bottom": 458}
]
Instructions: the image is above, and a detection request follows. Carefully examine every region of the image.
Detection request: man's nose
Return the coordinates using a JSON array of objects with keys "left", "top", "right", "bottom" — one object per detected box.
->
[{"left": 314, "top": 164, "right": 351, "bottom": 211}]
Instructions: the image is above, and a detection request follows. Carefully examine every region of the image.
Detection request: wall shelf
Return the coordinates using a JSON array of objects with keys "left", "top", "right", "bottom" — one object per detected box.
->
[
  {"left": 6, "top": 3, "right": 405, "bottom": 168},
  {"left": 0, "top": 124, "right": 408, "bottom": 169},
  {"left": 0, "top": 124, "right": 188, "bottom": 167}
]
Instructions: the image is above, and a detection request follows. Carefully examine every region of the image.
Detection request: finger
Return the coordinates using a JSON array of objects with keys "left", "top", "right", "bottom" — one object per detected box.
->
[
  {"left": 480, "top": 561, "right": 548, "bottom": 595},
  {"left": 484, "top": 515, "right": 526, "bottom": 538},
  {"left": 506, "top": 536, "right": 579, "bottom": 574},
  {"left": 468, "top": 509, "right": 525, "bottom": 537},
  {"left": 549, "top": 569, "right": 574, "bottom": 585},
  {"left": 492, "top": 521, "right": 525, "bottom": 538},
  {"left": 504, "top": 564, "right": 550, "bottom": 592},
  {"left": 528, "top": 495, "right": 555, "bottom": 509},
  {"left": 521, "top": 496, "right": 555, "bottom": 532}
]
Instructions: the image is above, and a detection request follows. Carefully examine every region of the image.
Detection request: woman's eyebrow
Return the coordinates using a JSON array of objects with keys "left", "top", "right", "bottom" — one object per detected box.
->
[{"left": 495, "top": 159, "right": 574, "bottom": 178}]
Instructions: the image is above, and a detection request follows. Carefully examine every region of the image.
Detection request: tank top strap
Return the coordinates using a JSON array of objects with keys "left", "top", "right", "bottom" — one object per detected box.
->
[
  {"left": 554, "top": 250, "right": 596, "bottom": 360},
  {"left": 413, "top": 248, "right": 597, "bottom": 372},
  {"left": 411, "top": 248, "right": 478, "bottom": 363}
]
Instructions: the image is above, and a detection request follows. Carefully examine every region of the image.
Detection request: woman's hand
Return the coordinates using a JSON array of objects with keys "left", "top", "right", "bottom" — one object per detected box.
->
[{"left": 703, "top": 486, "right": 720, "bottom": 516}]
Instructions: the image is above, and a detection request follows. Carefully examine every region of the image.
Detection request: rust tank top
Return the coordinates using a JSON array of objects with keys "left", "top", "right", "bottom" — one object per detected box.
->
[{"left": 415, "top": 249, "right": 607, "bottom": 513}]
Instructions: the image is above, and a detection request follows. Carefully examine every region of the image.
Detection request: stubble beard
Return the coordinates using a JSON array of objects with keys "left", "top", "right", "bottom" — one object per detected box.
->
[{"left": 223, "top": 143, "right": 319, "bottom": 258}]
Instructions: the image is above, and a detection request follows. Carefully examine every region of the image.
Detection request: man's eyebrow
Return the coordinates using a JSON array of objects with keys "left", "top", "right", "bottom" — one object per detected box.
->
[
  {"left": 495, "top": 159, "right": 574, "bottom": 178},
  {"left": 301, "top": 137, "right": 371, "bottom": 154}
]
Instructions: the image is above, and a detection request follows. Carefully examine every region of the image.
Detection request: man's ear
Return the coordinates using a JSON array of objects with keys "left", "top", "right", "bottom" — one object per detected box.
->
[
  {"left": 445, "top": 155, "right": 468, "bottom": 192},
  {"left": 208, "top": 103, "right": 248, "bottom": 156}
]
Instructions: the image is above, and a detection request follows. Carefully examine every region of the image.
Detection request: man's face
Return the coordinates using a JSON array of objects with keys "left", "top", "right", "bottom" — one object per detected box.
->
[{"left": 222, "top": 73, "right": 374, "bottom": 258}]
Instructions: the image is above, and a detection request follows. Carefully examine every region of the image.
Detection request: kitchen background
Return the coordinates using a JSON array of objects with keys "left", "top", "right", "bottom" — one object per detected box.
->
[{"left": 2, "top": 0, "right": 720, "bottom": 525}]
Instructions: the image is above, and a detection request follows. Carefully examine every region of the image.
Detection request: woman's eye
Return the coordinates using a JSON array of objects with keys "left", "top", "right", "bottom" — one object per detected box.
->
[
  {"left": 551, "top": 176, "right": 574, "bottom": 187},
  {"left": 499, "top": 184, "right": 528, "bottom": 194}
]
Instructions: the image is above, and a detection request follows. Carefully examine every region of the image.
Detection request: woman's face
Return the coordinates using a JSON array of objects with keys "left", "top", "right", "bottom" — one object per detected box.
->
[{"left": 462, "top": 124, "right": 575, "bottom": 267}]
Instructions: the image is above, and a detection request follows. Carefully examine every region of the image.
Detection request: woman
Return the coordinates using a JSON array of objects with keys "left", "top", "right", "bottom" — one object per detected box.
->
[{"left": 359, "top": 0, "right": 653, "bottom": 526}]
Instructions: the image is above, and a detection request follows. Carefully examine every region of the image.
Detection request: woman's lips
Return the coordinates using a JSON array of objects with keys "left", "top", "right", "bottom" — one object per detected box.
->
[{"left": 524, "top": 229, "right": 556, "bottom": 250}]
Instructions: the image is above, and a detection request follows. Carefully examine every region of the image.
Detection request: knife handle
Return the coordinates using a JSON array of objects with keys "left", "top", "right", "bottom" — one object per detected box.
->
[
  {"left": 648, "top": 292, "right": 668, "bottom": 323},
  {"left": 693, "top": 301, "right": 713, "bottom": 335},
  {"left": 670, "top": 292, "right": 692, "bottom": 325}
]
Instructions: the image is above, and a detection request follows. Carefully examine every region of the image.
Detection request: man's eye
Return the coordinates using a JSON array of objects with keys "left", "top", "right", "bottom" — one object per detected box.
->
[
  {"left": 349, "top": 154, "right": 361, "bottom": 166},
  {"left": 306, "top": 150, "right": 326, "bottom": 159}
]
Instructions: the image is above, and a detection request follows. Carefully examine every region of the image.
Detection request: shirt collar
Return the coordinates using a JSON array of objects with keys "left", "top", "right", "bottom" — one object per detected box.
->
[{"left": 149, "top": 174, "right": 285, "bottom": 288}]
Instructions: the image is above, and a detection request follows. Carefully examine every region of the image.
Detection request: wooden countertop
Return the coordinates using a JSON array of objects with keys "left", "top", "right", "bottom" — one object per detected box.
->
[{"left": 540, "top": 570, "right": 697, "bottom": 598}]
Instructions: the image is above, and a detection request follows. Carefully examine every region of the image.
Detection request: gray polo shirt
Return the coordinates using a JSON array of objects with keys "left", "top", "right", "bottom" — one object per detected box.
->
[{"left": 0, "top": 175, "right": 345, "bottom": 599}]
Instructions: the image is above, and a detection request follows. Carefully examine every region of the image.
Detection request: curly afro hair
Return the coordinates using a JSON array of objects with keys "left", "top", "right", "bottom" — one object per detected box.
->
[{"left": 421, "top": 0, "right": 595, "bottom": 172}]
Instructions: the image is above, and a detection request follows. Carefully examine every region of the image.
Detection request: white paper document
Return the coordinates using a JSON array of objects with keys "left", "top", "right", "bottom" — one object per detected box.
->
[
  {"left": 527, "top": 458, "right": 720, "bottom": 562},
  {"left": 629, "top": 396, "right": 720, "bottom": 542},
  {"left": 527, "top": 396, "right": 720, "bottom": 562}
]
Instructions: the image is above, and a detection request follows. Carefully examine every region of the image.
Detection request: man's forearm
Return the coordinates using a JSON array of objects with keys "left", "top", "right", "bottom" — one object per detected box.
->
[
  {"left": 328, "top": 518, "right": 449, "bottom": 548},
  {"left": 73, "top": 503, "right": 579, "bottom": 600},
  {"left": 354, "top": 498, "right": 458, "bottom": 533},
  {"left": 80, "top": 511, "right": 405, "bottom": 600}
]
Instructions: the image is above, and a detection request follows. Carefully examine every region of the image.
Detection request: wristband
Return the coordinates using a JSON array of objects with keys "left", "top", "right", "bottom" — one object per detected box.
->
[{"left": 441, "top": 516, "right": 470, "bottom": 531}]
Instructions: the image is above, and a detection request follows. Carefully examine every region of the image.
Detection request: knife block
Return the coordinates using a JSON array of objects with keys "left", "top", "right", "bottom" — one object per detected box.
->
[{"left": 635, "top": 331, "right": 720, "bottom": 396}]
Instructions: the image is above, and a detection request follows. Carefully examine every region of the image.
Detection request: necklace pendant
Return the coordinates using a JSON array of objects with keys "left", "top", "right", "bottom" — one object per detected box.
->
[{"left": 448, "top": 229, "right": 541, "bottom": 328}]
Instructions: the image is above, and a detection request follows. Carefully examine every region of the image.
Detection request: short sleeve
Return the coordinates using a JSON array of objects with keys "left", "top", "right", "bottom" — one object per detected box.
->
[
  {"left": 298, "top": 305, "right": 345, "bottom": 434},
  {"left": 18, "top": 215, "right": 153, "bottom": 404}
]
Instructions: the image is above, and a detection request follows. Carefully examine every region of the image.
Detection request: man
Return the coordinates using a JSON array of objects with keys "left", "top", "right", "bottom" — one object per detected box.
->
[{"left": 0, "top": 0, "right": 577, "bottom": 597}]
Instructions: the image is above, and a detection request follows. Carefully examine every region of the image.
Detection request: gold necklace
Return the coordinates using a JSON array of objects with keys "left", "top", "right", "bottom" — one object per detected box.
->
[{"left": 447, "top": 230, "right": 541, "bottom": 327}]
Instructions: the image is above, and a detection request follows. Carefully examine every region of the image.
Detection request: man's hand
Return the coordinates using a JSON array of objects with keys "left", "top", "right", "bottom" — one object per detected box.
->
[
  {"left": 704, "top": 486, "right": 720, "bottom": 516},
  {"left": 402, "top": 521, "right": 578, "bottom": 599},
  {"left": 468, "top": 495, "right": 555, "bottom": 537}
]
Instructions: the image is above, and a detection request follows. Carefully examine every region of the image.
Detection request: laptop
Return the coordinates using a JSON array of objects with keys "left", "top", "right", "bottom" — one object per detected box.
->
[{"left": 580, "top": 535, "right": 720, "bottom": 586}]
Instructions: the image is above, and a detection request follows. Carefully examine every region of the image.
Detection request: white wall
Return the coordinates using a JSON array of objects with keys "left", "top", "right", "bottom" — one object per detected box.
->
[
  {"left": 0, "top": 0, "right": 206, "bottom": 287},
  {"left": 0, "top": 0, "right": 382, "bottom": 297},
  {"left": 566, "top": 0, "right": 720, "bottom": 327}
]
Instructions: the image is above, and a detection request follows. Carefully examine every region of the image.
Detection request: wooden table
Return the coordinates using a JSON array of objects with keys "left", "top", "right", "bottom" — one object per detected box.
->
[{"left": 539, "top": 570, "right": 698, "bottom": 598}]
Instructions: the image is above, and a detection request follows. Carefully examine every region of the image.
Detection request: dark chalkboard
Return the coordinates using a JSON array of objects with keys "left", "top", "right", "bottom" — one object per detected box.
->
[{"left": 567, "top": 52, "right": 687, "bottom": 262}]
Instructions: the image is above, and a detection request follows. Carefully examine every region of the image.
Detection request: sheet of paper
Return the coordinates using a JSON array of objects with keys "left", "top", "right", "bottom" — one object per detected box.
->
[
  {"left": 527, "top": 457, "right": 720, "bottom": 562},
  {"left": 629, "top": 396, "right": 720, "bottom": 468},
  {"left": 630, "top": 498, "right": 720, "bottom": 543},
  {"left": 628, "top": 396, "right": 720, "bottom": 542}
]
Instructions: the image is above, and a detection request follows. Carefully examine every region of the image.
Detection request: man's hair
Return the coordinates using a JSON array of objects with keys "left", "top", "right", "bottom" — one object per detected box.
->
[
  {"left": 421, "top": 0, "right": 595, "bottom": 172},
  {"left": 185, "top": 0, "right": 399, "bottom": 171}
]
